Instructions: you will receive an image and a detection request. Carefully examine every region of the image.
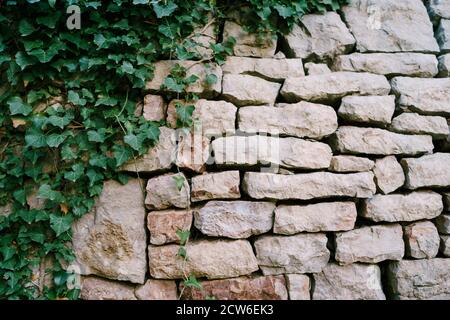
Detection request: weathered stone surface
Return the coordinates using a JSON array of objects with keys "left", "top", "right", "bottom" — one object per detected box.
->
[
  {"left": 147, "top": 209, "right": 193, "bottom": 245},
  {"left": 194, "top": 201, "right": 275, "bottom": 239},
  {"left": 285, "top": 274, "right": 310, "bottom": 300},
  {"left": 333, "top": 126, "right": 434, "bottom": 156},
  {"left": 135, "top": 280, "right": 178, "bottom": 300},
  {"left": 243, "top": 172, "right": 376, "bottom": 200},
  {"left": 223, "top": 21, "right": 277, "bottom": 57},
  {"left": 304, "top": 63, "right": 331, "bottom": 75},
  {"left": 174, "top": 130, "right": 209, "bottom": 173},
  {"left": 281, "top": 72, "right": 390, "bottom": 103},
  {"left": 333, "top": 53, "right": 438, "bottom": 77},
  {"left": 26, "top": 188, "right": 45, "bottom": 210},
  {"left": 335, "top": 224, "right": 404, "bottom": 264},
  {"left": 80, "top": 276, "right": 137, "bottom": 300},
  {"left": 167, "top": 99, "right": 236, "bottom": 136},
  {"left": 427, "top": 0, "right": 450, "bottom": 24},
  {"left": 438, "top": 54, "right": 450, "bottom": 76},
  {"left": 222, "top": 74, "right": 281, "bottom": 106},
  {"left": 238, "top": 102, "right": 338, "bottom": 139},
  {"left": 188, "top": 18, "right": 216, "bottom": 59},
  {"left": 387, "top": 258, "right": 450, "bottom": 299},
  {"left": 182, "top": 276, "right": 288, "bottom": 300},
  {"left": 373, "top": 156, "right": 405, "bottom": 194},
  {"left": 72, "top": 179, "right": 147, "bottom": 284},
  {"left": 440, "top": 235, "right": 450, "bottom": 257},
  {"left": 391, "top": 77, "right": 450, "bottom": 116},
  {"left": 0, "top": 203, "right": 12, "bottom": 217},
  {"left": 142, "top": 95, "right": 166, "bottom": 122},
  {"left": 337, "top": 95, "right": 395, "bottom": 125},
  {"left": 282, "top": 12, "right": 355, "bottom": 60},
  {"left": 148, "top": 239, "right": 259, "bottom": 279},
  {"left": 391, "top": 113, "right": 449, "bottom": 138},
  {"left": 145, "top": 173, "right": 190, "bottom": 210},
  {"left": 402, "top": 153, "right": 450, "bottom": 189},
  {"left": 329, "top": 155, "right": 374, "bottom": 173},
  {"left": 191, "top": 171, "right": 240, "bottom": 202},
  {"left": 404, "top": 221, "right": 440, "bottom": 259},
  {"left": 212, "top": 136, "right": 332, "bottom": 170},
  {"left": 444, "top": 192, "right": 450, "bottom": 209},
  {"left": 121, "top": 127, "right": 176, "bottom": 173},
  {"left": 222, "top": 56, "right": 304, "bottom": 82},
  {"left": 313, "top": 263, "right": 386, "bottom": 300},
  {"left": 437, "top": 19, "right": 450, "bottom": 53},
  {"left": 274, "top": 202, "right": 357, "bottom": 234},
  {"left": 254, "top": 234, "right": 330, "bottom": 275},
  {"left": 342, "top": 0, "right": 439, "bottom": 53},
  {"left": 361, "top": 191, "right": 443, "bottom": 222},
  {"left": 436, "top": 214, "right": 450, "bottom": 234},
  {"left": 146, "top": 60, "right": 222, "bottom": 98}
]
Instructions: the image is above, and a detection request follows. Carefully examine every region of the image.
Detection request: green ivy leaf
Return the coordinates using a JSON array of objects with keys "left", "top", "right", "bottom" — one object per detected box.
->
[
  {"left": 37, "top": 184, "right": 63, "bottom": 202},
  {"left": 172, "top": 175, "right": 186, "bottom": 192},
  {"left": 49, "top": 214, "right": 73, "bottom": 237},
  {"left": 25, "top": 130, "right": 47, "bottom": 148},
  {"left": 46, "top": 134, "right": 67, "bottom": 148},
  {"left": 67, "top": 91, "right": 87, "bottom": 106},
  {"left": 15, "top": 51, "right": 35, "bottom": 70},
  {"left": 153, "top": 1, "right": 178, "bottom": 18},
  {"left": 113, "top": 145, "right": 132, "bottom": 167},
  {"left": 176, "top": 229, "right": 190, "bottom": 245},
  {"left": 87, "top": 129, "right": 107, "bottom": 143},
  {"left": 124, "top": 133, "right": 142, "bottom": 151},
  {"left": 7, "top": 97, "right": 32, "bottom": 116},
  {"left": 18, "top": 19, "right": 36, "bottom": 36},
  {"left": 64, "top": 163, "right": 85, "bottom": 182}
]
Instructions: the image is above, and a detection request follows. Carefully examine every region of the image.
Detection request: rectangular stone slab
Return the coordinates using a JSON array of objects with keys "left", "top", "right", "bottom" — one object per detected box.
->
[{"left": 401, "top": 153, "right": 450, "bottom": 189}]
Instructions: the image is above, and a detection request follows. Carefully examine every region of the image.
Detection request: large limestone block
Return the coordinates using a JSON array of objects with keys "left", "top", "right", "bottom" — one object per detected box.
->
[
  {"left": 402, "top": 153, "right": 450, "bottom": 189},
  {"left": 373, "top": 156, "right": 405, "bottom": 194},
  {"left": 282, "top": 12, "right": 355, "bottom": 60},
  {"left": 274, "top": 202, "right": 357, "bottom": 234},
  {"left": 337, "top": 95, "right": 395, "bottom": 125},
  {"left": 335, "top": 224, "right": 404, "bottom": 265},
  {"left": 391, "top": 77, "right": 450, "bottom": 116},
  {"left": 436, "top": 214, "right": 450, "bottom": 234},
  {"left": 387, "top": 258, "right": 450, "bottom": 299},
  {"left": 121, "top": 127, "right": 176, "bottom": 173},
  {"left": 223, "top": 21, "right": 277, "bottom": 57},
  {"left": 427, "top": 0, "right": 450, "bottom": 24},
  {"left": 333, "top": 53, "right": 438, "bottom": 77},
  {"left": 148, "top": 239, "right": 259, "bottom": 279},
  {"left": 285, "top": 274, "right": 311, "bottom": 300},
  {"left": 191, "top": 171, "right": 240, "bottom": 202},
  {"left": 145, "top": 173, "right": 190, "bottom": 210},
  {"left": 391, "top": 113, "right": 449, "bottom": 139},
  {"left": 72, "top": 179, "right": 147, "bottom": 284},
  {"left": 304, "top": 62, "right": 331, "bottom": 75},
  {"left": 242, "top": 172, "right": 376, "bottom": 200},
  {"left": 181, "top": 276, "right": 288, "bottom": 300},
  {"left": 281, "top": 72, "right": 390, "bottom": 103},
  {"left": 194, "top": 201, "right": 275, "bottom": 239},
  {"left": 222, "top": 56, "right": 304, "bottom": 82},
  {"left": 404, "top": 221, "right": 440, "bottom": 259},
  {"left": 174, "top": 130, "right": 209, "bottom": 173},
  {"left": 254, "top": 234, "right": 330, "bottom": 275},
  {"left": 361, "top": 191, "right": 443, "bottom": 222},
  {"left": 147, "top": 209, "right": 193, "bottom": 245},
  {"left": 135, "top": 280, "right": 178, "bottom": 300},
  {"left": 212, "top": 136, "right": 332, "bottom": 170},
  {"left": 222, "top": 74, "right": 281, "bottom": 106},
  {"left": 438, "top": 54, "right": 450, "bottom": 76},
  {"left": 342, "top": 0, "right": 439, "bottom": 53},
  {"left": 80, "top": 276, "right": 137, "bottom": 300},
  {"left": 329, "top": 156, "right": 374, "bottom": 173},
  {"left": 146, "top": 60, "right": 222, "bottom": 98},
  {"left": 333, "top": 126, "right": 434, "bottom": 156},
  {"left": 437, "top": 19, "right": 450, "bottom": 53},
  {"left": 238, "top": 102, "right": 338, "bottom": 139},
  {"left": 142, "top": 94, "right": 166, "bottom": 122},
  {"left": 313, "top": 263, "right": 386, "bottom": 300}
]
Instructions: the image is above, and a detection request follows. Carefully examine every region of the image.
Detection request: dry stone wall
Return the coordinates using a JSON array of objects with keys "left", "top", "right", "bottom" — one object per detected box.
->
[{"left": 74, "top": 0, "right": 450, "bottom": 300}]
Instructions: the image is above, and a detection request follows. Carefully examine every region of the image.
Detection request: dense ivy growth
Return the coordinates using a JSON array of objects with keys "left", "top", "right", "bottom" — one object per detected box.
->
[{"left": 0, "top": 0, "right": 348, "bottom": 299}]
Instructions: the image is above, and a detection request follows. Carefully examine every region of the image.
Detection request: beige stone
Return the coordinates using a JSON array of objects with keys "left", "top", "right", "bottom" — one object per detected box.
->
[
  {"left": 80, "top": 276, "right": 136, "bottom": 300},
  {"left": 142, "top": 95, "right": 166, "bottom": 122},
  {"left": 281, "top": 72, "right": 390, "bottom": 103},
  {"left": 335, "top": 224, "right": 404, "bottom": 265},
  {"left": 191, "top": 171, "right": 240, "bottom": 202},
  {"left": 255, "top": 233, "right": 329, "bottom": 275},
  {"left": 145, "top": 173, "right": 190, "bottom": 210},
  {"left": 285, "top": 274, "right": 310, "bottom": 300},
  {"left": 391, "top": 113, "right": 449, "bottom": 139},
  {"left": 333, "top": 126, "right": 434, "bottom": 156},
  {"left": 404, "top": 221, "right": 440, "bottom": 259},
  {"left": 135, "top": 280, "right": 178, "bottom": 300},
  {"left": 337, "top": 95, "right": 395, "bottom": 125},
  {"left": 148, "top": 239, "right": 259, "bottom": 279},
  {"left": 72, "top": 179, "right": 147, "bottom": 284},
  {"left": 402, "top": 153, "right": 450, "bottom": 189},
  {"left": 274, "top": 202, "right": 357, "bottom": 234},
  {"left": 147, "top": 209, "right": 193, "bottom": 245},
  {"left": 304, "top": 63, "right": 331, "bottom": 75},
  {"left": 222, "top": 74, "right": 281, "bottom": 106},
  {"left": 313, "top": 263, "right": 386, "bottom": 300},
  {"left": 212, "top": 136, "right": 332, "bottom": 170},
  {"left": 436, "top": 214, "right": 450, "bottom": 234},
  {"left": 194, "top": 201, "right": 275, "bottom": 239},
  {"left": 333, "top": 53, "right": 438, "bottom": 77},
  {"left": 329, "top": 155, "right": 375, "bottom": 173},
  {"left": 440, "top": 235, "right": 450, "bottom": 257},
  {"left": 238, "top": 102, "right": 338, "bottom": 139},
  {"left": 242, "top": 171, "right": 376, "bottom": 200},
  {"left": 0, "top": 203, "right": 12, "bottom": 217},
  {"left": 373, "top": 156, "right": 405, "bottom": 194},
  {"left": 174, "top": 130, "right": 209, "bottom": 173}
]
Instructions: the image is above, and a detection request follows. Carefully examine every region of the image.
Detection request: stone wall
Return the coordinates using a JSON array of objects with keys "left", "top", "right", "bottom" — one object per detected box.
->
[{"left": 74, "top": 0, "right": 450, "bottom": 300}]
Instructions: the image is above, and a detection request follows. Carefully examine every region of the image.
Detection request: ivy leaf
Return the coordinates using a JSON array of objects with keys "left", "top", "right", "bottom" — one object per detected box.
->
[
  {"left": 7, "top": 97, "right": 32, "bottom": 116},
  {"left": 0, "top": 247, "right": 16, "bottom": 261},
  {"left": 176, "top": 104, "right": 195, "bottom": 127},
  {"left": 205, "top": 73, "right": 218, "bottom": 86},
  {"left": 49, "top": 214, "right": 73, "bottom": 237},
  {"left": 176, "top": 229, "right": 190, "bottom": 246},
  {"left": 93, "top": 34, "right": 107, "bottom": 49},
  {"left": 113, "top": 145, "right": 132, "bottom": 167},
  {"left": 64, "top": 163, "right": 85, "bottom": 182},
  {"left": 46, "top": 134, "right": 67, "bottom": 148},
  {"left": 146, "top": 124, "right": 160, "bottom": 143},
  {"left": 152, "top": 1, "right": 178, "bottom": 18},
  {"left": 163, "top": 77, "right": 184, "bottom": 93},
  {"left": 13, "top": 189, "right": 27, "bottom": 206},
  {"left": 121, "top": 61, "right": 135, "bottom": 74},
  {"left": 87, "top": 129, "right": 107, "bottom": 143},
  {"left": 133, "top": 0, "right": 148, "bottom": 4},
  {"left": 67, "top": 91, "right": 87, "bottom": 106},
  {"left": 184, "top": 275, "right": 202, "bottom": 289},
  {"left": 124, "top": 133, "right": 142, "bottom": 151},
  {"left": 172, "top": 175, "right": 186, "bottom": 192},
  {"left": 25, "top": 130, "right": 47, "bottom": 148},
  {"left": 37, "top": 184, "right": 63, "bottom": 202},
  {"left": 19, "top": 19, "right": 36, "bottom": 36},
  {"left": 47, "top": 115, "right": 73, "bottom": 129},
  {"left": 86, "top": 169, "right": 104, "bottom": 187},
  {"left": 15, "top": 51, "right": 35, "bottom": 70}
]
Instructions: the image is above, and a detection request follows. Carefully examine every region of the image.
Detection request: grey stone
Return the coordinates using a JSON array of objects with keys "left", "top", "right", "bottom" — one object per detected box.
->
[
  {"left": 338, "top": 95, "right": 395, "bottom": 125},
  {"left": 391, "top": 113, "right": 449, "bottom": 139},
  {"left": 436, "top": 214, "right": 450, "bottom": 234},
  {"left": 402, "top": 153, "right": 450, "bottom": 189},
  {"left": 145, "top": 173, "right": 190, "bottom": 210},
  {"left": 285, "top": 274, "right": 311, "bottom": 300},
  {"left": 304, "top": 63, "right": 331, "bottom": 75},
  {"left": 438, "top": 54, "right": 450, "bottom": 77},
  {"left": 427, "top": 0, "right": 450, "bottom": 24},
  {"left": 440, "top": 235, "right": 450, "bottom": 256},
  {"left": 436, "top": 19, "right": 450, "bottom": 53},
  {"left": 404, "top": 221, "right": 440, "bottom": 259},
  {"left": 329, "top": 155, "right": 375, "bottom": 173},
  {"left": 373, "top": 156, "right": 405, "bottom": 194}
]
